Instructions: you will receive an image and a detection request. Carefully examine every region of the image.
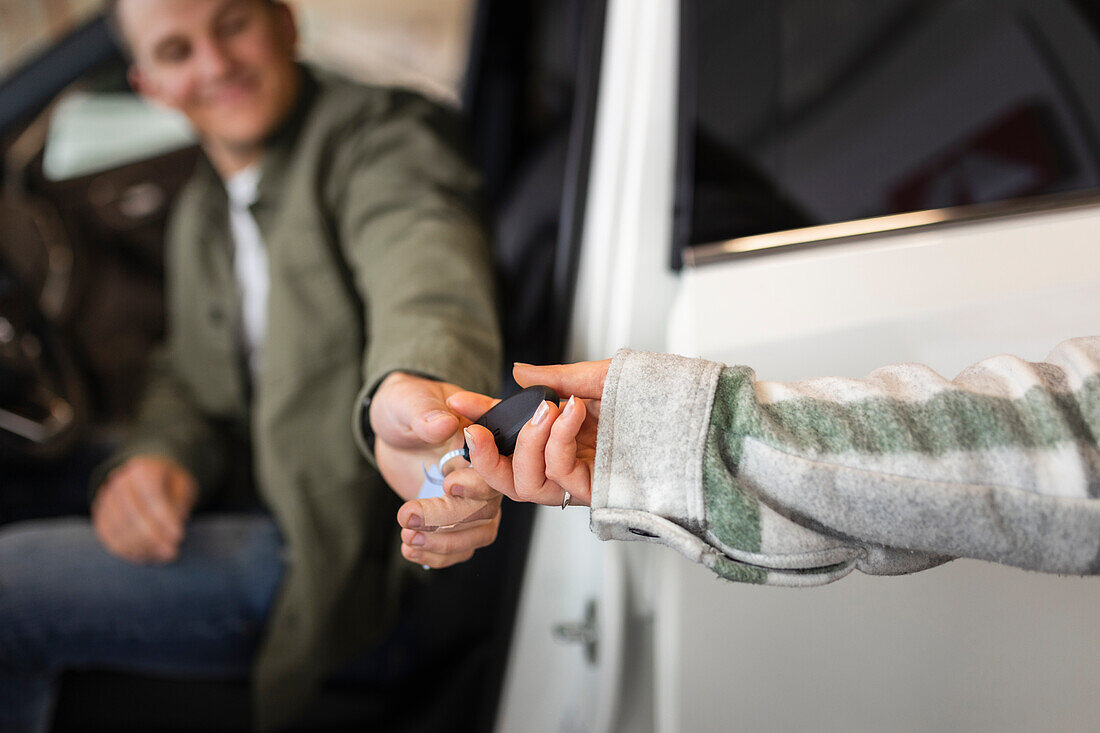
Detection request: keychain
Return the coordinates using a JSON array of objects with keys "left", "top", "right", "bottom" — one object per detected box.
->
[{"left": 413, "top": 385, "right": 560, "bottom": 568}]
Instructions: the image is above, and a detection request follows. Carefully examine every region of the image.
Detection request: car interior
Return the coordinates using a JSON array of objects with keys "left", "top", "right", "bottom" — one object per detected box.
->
[{"left": 0, "top": 0, "right": 603, "bottom": 729}]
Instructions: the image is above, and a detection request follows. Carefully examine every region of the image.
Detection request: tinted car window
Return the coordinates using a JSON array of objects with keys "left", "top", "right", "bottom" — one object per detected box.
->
[{"left": 676, "top": 0, "right": 1100, "bottom": 257}]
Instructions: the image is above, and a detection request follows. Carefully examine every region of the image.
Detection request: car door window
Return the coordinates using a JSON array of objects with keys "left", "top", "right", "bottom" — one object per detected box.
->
[{"left": 675, "top": 0, "right": 1100, "bottom": 264}]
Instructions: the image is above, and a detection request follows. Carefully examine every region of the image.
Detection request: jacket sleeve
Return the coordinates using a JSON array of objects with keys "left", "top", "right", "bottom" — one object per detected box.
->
[
  {"left": 589, "top": 337, "right": 1100, "bottom": 586},
  {"left": 332, "top": 91, "right": 502, "bottom": 463}
]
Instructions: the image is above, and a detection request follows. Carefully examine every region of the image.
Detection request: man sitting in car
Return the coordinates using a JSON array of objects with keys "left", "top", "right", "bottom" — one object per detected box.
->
[{"left": 0, "top": 0, "right": 502, "bottom": 730}]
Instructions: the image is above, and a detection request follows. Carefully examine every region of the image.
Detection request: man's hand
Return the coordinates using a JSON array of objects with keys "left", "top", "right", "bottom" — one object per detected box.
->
[
  {"left": 446, "top": 359, "right": 610, "bottom": 508},
  {"left": 371, "top": 372, "right": 467, "bottom": 501},
  {"left": 395, "top": 465, "right": 502, "bottom": 568},
  {"left": 92, "top": 455, "right": 197, "bottom": 564},
  {"left": 371, "top": 371, "right": 504, "bottom": 568}
]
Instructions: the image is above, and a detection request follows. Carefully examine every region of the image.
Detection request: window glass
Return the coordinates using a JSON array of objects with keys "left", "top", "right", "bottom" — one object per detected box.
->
[
  {"left": 678, "top": 0, "right": 1100, "bottom": 252},
  {"left": 0, "top": 0, "right": 101, "bottom": 83},
  {"left": 290, "top": 0, "right": 476, "bottom": 105}
]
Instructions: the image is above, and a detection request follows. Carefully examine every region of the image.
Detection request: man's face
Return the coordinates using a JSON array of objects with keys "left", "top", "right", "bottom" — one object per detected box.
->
[{"left": 118, "top": 0, "right": 300, "bottom": 153}]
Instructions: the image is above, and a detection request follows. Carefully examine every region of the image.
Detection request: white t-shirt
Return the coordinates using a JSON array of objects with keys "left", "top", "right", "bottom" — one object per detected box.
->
[{"left": 224, "top": 164, "right": 269, "bottom": 382}]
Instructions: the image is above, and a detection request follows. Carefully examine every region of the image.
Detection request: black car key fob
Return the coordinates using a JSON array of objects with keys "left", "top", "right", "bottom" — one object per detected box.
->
[
  {"left": 429, "top": 385, "right": 561, "bottom": 484},
  {"left": 468, "top": 385, "right": 560, "bottom": 458}
]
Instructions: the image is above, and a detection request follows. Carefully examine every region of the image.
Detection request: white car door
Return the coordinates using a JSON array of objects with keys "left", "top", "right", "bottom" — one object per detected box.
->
[{"left": 501, "top": 0, "right": 1100, "bottom": 731}]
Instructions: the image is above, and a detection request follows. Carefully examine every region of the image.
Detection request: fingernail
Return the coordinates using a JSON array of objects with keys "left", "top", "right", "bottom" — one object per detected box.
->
[
  {"left": 532, "top": 401, "right": 550, "bottom": 426},
  {"left": 449, "top": 485, "right": 465, "bottom": 498},
  {"left": 425, "top": 410, "right": 450, "bottom": 423},
  {"left": 464, "top": 427, "right": 475, "bottom": 458},
  {"left": 566, "top": 395, "right": 576, "bottom": 412},
  {"left": 407, "top": 514, "right": 423, "bottom": 529},
  {"left": 514, "top": 362, "right": 532, "bottom": 368},
  {"left": 410, "top": 532, "right": 426, "bottom": 547}
]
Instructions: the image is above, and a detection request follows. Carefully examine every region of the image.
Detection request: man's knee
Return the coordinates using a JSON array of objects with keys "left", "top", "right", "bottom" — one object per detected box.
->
[{"left": 0, "top": 519, "right": 101, "bottom": 671}]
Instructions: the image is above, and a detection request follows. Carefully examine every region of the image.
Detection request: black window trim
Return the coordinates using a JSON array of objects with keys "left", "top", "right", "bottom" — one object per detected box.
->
[
  {"left": 0, "top": 15, "right": 120, "bottom": 142},
  {"left": 671, "top": 0, "right": 698, "bottom": 271}
]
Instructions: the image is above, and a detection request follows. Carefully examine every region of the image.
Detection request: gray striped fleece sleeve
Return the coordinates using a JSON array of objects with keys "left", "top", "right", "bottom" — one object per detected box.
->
[{"left": 588, "top": 337, "right": 1100, "bottom": 586}]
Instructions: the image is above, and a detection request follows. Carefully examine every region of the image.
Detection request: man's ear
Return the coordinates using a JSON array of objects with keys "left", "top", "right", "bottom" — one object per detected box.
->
[
  {"left": 127, "top": 66, "right": 147, "bottom": 96},
  {"left": 128, "top": 65, "right": 166, "bottom": 108}
]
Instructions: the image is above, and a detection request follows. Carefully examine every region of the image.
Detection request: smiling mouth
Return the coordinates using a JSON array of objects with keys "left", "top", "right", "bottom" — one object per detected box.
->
[
  {"left": 208, "top": 83, "right": 258, "bottom": 105},
  {"left": 203, "top": 70, "right": 262, "bottom": 105}
]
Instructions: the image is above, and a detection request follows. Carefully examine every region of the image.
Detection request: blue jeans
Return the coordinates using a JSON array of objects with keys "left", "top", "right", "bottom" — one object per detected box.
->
[{"left": 0, "top": 514, "right": 284, "bottom": 733}]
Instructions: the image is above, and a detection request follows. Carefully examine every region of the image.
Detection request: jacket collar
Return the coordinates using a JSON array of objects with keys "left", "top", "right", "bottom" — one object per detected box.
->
[{"left": 254, "top": 63, "right": 319, "bottom": 213}]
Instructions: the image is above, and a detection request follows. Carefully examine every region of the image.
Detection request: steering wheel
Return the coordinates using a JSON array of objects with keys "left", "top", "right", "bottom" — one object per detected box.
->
[{"left": 0, "top": 208, "right": 87, "bottom": 464}]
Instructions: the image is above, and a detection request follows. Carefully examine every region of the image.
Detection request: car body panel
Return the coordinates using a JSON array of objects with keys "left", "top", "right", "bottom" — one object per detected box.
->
[{"left": 504, "top": 0, "right": 1100, "bottom": 731}]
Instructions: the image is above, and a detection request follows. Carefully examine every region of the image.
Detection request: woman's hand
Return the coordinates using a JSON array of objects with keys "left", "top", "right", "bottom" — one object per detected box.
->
[{"left": 446, "top": 359, "right": 610, "bottom": 507}]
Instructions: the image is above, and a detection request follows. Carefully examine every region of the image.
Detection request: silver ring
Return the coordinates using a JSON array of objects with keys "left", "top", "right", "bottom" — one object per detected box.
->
[{"left": 561, "top": 491, "right": 571, "bottom": 510}]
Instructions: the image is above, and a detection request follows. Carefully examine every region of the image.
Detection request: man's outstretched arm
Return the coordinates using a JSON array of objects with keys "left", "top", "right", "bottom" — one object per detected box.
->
[{"left": 335, "top": 90, "right": 503, "bottom": 568}]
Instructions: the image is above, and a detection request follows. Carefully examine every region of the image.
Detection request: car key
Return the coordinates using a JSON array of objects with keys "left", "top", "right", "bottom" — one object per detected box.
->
[
  {"left": 462, "top": 384, "right": 561, "bottom": 462},
  {"left": 419, "top": 384, "right": 560, "bottom": 490},
  {"left": 414, "top": 386, "right": 560, "bottom": 567}
]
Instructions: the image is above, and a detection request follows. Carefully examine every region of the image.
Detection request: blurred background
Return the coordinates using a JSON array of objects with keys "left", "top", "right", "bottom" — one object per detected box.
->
[
  {"left": 0, "top": 0, "right": 589, "bottom": 729},
  {"left": 1, "top": 0, "right": 476, "bottom": 101}
]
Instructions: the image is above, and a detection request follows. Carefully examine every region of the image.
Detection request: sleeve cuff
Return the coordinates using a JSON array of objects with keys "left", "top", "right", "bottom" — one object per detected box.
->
[
  {"left": 589, "top": 348, "right": 722, "bottom": 534},
  {"left": 585, "top": 350, "right": 919, "bottom": 586}
]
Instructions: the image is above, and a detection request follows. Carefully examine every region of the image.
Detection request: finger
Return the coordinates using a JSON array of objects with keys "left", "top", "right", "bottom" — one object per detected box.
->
[
  {"left": 446, "top": 391, "right": 500, "bottom": 422},
  {"left": 95, "top": 492, "right": 157, "bottom": 563},
  {"left": 513, "top": 360, "right": 610, "bottom": 399},
  {"left": 400, "top": 543, "right": 474, "bottom": 569},
  {"left": 168, "top": 469, "right": 199, "bottom": 520},
  {"left": 409, "top": 404, "right": 460, "bottom": 447},
  {"left": 545, "top": 396, "right": 584, "bottom": 480},
  {"left": 373, "top": 377, "right": 459, "bottom": 449},
  {"left": 401, "top": 519, "right": 499, "bottom": 556},
  {"left": 463, "top": 424, "right": 520, "bottom": 500},
  {"left": 512, "top": 400, "right": 559, "bottom": 498},
  {"left": 115, "top": 483, "right": 177, "bottom": 561},
  {"left": 92, "top": 495, "right": 133, "bottom": 559},
  {"left": 443, "top": 466, "right": 499, "bottom": 502},
  {"left": 93, "top": 474, "right": 170, "bottom": 564},
  {"left": 546, "top": 396, "right": 593, "bottom": 504},
  {"left": 131, "top": 470, "right": 185, "bottom": 544},
  {"left": 397, "top": 494, "right": 500, "bottom": 532},
  {"left": 586, "top": 398, "right": 602, "bottom": 421}
]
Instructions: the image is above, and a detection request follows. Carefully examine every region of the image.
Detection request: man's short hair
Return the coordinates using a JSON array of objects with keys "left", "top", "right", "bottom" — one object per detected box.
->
[{"left": 103, "top": 0, "right": 277, "bottom": 59}]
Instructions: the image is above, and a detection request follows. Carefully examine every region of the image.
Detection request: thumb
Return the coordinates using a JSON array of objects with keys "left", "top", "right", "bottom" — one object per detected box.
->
[
  {"left": 446, "top": 391, "right": 499, "bottom": 422},
  {"left": 168, "top": 469, "right": 198, "bottom": 521},
  {"left": 513, "top": 359, "right": 611, "bottom": 400},
  {"left": 374, "top": 377, "right": 459, "bottom": 449}
]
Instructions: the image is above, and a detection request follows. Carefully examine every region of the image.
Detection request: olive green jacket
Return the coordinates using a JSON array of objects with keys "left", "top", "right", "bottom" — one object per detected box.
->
[{"left": 96, "top": 69, "right": 501, "bottom": 730}]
